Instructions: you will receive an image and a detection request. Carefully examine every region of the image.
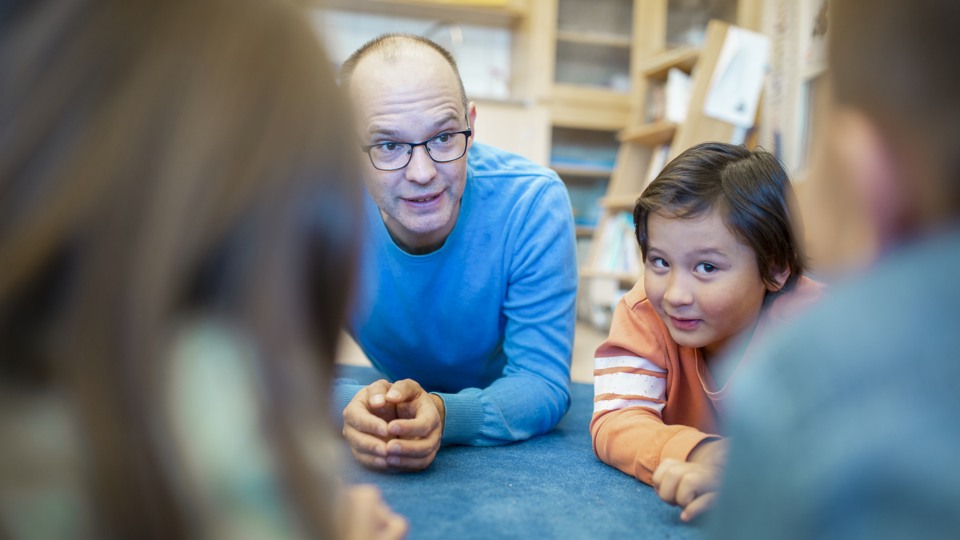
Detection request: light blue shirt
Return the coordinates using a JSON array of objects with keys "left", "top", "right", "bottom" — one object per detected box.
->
[{"left": 335, "top": 142, "right": 578, "bottom": 445}]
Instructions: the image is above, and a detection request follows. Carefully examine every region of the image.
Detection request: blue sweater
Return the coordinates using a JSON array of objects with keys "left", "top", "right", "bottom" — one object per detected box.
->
[{"left": 335, "top": 142, "right": 578, "bottom": 445}]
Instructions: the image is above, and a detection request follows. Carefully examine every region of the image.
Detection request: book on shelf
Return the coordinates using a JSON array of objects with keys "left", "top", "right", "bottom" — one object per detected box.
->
[
  {"left": 551, "top": 144, "right": 619, "bottom": 171},
  {"left": 576, "top": 237, "right": 592, "bottom": 268},
  {"left": 591, "top": 212, "right": 641, "bottom": 277},
  {"left": 665, "top": 68, "right": 692, "bottom": 123},
  {"left": 644, "top": 68, "right": 692, "bottom": 124},
  {"left": 645, "top": 80, "right": 665, "bottom": 123},
  {"left": 645, "top": 144, "right": 671, "bottom": 185},
  {"left": 566, "top": 180, "right": 608, "bottom": 227}
]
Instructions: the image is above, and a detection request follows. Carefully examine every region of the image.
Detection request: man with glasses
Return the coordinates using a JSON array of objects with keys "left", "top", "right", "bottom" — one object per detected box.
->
[{"left": 333, "top": 34, "right": 577, "bottom": 471}]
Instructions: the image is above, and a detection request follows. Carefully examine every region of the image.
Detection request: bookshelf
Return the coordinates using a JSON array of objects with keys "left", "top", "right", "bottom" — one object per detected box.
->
[
  {"left": 517, "top": 0, "right": 642, "bottom": 285},
  {"left": 320, "top": 0, "right": 527, "bottom": 27},
  {"left": 548, "top": 0, "right": 636, "bottom": 130},
  {"left": 579, "top": 0, "right": 765, "bottom": 328}
]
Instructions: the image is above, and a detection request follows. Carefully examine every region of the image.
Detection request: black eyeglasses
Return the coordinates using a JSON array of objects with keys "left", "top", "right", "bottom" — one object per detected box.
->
[{"left": 361, "top": 129, "right": 472, "bottom": 171}]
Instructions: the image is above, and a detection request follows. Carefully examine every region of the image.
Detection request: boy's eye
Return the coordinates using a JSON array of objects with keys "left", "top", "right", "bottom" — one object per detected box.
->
[
  {"left": 695, "top": 262, "right": 718, "bottom": 274},
  {"left": 433, "top": 133, "right": 451, "bottom": 144},
  {"left": 649, "top": 257, "right": 669, "bottom": 269}
]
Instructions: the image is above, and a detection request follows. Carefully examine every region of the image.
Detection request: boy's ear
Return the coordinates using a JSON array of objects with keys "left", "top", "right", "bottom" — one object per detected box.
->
[{"left": 766, "top": 266, "right": 791, "bottom": 293}]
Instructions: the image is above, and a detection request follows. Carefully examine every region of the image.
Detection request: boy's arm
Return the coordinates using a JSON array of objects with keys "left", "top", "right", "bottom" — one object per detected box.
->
[
  {"left": 591, "top": 407, "right": 717, "bottom": 485},
  {"left": 590, "top": 293, "right": 719, "bottom": 485}
]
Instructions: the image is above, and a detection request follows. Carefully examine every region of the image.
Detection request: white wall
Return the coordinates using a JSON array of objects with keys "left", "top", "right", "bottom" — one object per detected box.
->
[{"left": 312, "top": 9, "right": 512, "bottom": 100}]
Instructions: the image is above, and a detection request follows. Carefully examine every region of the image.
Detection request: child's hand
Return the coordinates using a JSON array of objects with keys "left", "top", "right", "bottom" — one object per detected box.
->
[
  {"left": 651, "top": 458, "right": 722, "bottom": 522},
  {"left": 343, "top": 484, "right": 408, "bottom": 540}
]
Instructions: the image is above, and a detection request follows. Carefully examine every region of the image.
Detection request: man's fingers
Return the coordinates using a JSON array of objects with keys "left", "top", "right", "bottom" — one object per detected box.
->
[
  {"left": 350, "top": 448, "right": 389, "bottom": 470},
  {"left": 366, "top": 379, "right": 393, "bottom": 408},
  {"left": 383, "top": 379, "right": 422, "bottom": 404},
  {"left": 386, "top": 435, "right": 440, "bottom": 460},
  {"left": 387, "top": 413, "right": 441, "bottom": 439},
  {"left": 343, "top": 425, "right": 389, "bottom": 457},
  {"left": 343, "top": 405, "right": 390, "bottom": 438},
  {"left": 343, "top": 423, "right": 390, "bottom": 470},
  {"left": 383, "top": 453, "right": 435, "bottom": 472},
  {"left": 680, "top": 491, "right": 717, "bottom": 522}
]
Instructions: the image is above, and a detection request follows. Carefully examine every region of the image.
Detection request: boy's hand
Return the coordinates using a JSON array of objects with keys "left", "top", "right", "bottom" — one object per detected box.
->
[
  {"left": 688, "top": 438, "right": 729, "bottom": 468},
  {"left": 651, "top": 458, "right": 722, "bottom": 522},
  {"left": 342, "top": 378, "right": 445, "bottom": 471}
]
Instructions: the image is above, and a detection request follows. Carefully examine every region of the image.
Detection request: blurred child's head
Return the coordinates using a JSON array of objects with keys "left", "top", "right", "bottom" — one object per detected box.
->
[
  {"left": 828, "top": 0, "right": 960, "bottom": 245},
  {"left": 634, "top": 142, "right": 804, "bottom": 358},
  {"left": 0, "top": 0, "right": 358, "bottom": 537}
]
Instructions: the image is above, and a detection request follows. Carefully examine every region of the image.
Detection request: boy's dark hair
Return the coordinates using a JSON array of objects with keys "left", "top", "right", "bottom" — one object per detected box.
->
[
  {"left": 338, "top": 32, "right": 469, "bottom": 112},
  {"left": 634, "top": 142, "right": 805, "bottom": 290}
]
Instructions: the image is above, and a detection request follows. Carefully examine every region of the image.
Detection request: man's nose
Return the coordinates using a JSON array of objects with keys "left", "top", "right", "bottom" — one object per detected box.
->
[{"left": 404, "top": 145, "right": 437, "bottom": 185}]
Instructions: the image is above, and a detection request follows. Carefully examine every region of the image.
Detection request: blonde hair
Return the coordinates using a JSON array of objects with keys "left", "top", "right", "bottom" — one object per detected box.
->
[{"left": 0, "top": 0, "right": 359, "bottom": 537}]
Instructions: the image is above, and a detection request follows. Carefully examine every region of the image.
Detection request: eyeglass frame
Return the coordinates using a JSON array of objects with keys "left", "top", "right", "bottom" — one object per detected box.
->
[{"left": 360, "top": 129, "right": 473, "bottom": 171}]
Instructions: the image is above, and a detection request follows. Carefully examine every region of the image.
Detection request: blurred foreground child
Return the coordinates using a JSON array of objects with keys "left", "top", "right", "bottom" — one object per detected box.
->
[
  {"left": 712, "top": 1, "right": 960, "bottom": 538},
  {"left": 0, "top": 0, "right": 404, "bottom": 538}
]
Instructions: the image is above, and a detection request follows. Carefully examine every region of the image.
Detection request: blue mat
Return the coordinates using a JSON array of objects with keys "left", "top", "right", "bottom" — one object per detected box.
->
[{"left": 337, "top": 365, "right": 704, "bottom": 540}]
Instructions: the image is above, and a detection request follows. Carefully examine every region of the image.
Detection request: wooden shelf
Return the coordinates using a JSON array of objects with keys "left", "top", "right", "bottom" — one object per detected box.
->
[
  {"left": 618, "top": 120, "right": 677, "bottom": 145},
  {"left": 552, "top": 164, "right": 615, "bottom": 177},
  {"left": 600, "top": 192, "right": 641, "bottom": 210},
  {"left": 556, "top": 29, "right": 632, "bottom": 49},
  {"left": 580, "top": 268, "right": 640, "bottom": 283},
  {"left": 318, "top": 0, "right": 526, "bottom": 27},
  {"left": 639, "top": 46, "right": 700, "bottom": 79},
  {"left": 550, "top": 84, "right": 631, "bottom": 130},
  {"left": 576, "top": 225, "right": 596, "bottom": 237}
]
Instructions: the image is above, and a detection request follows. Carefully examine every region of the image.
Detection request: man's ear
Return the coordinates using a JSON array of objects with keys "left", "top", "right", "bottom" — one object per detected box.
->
[
  {"left": 466, "top": 101, "right": 477, "bottom": 149},
  {"left": 833, "top": 107, "right": 905, "bottom": 251}
]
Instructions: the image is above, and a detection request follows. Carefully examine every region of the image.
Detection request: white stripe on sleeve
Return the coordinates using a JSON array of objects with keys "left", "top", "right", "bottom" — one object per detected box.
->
[
  {"left": 594, "top": 371, "right": 666, "bottom": 400},
  {"left": 594, "top": 398, "right": 665, "bottom": 414},
  {"left": 594, "top": 355, "right": 666, "bottom": 373}
]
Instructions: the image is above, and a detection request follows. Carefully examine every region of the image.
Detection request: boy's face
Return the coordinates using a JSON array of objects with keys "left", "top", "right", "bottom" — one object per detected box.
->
[{"left": 643, "top": 208, "right": 780, "bottom": 361}]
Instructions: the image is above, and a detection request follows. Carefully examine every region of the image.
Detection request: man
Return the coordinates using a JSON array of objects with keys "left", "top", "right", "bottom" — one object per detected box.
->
[
  {"left": 333, "top": 34, "right": 578, "bottom": 472},
  {"left": 711, "top": 1, "right": 960, "bottom": 538}
]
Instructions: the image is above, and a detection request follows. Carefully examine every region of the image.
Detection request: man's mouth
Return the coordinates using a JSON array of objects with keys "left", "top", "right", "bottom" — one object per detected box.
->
[{"left": 404, "top": 193, "right": 441, "bottom": 203}]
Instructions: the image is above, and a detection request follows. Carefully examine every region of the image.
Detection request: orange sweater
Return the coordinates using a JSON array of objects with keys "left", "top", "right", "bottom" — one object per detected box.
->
[{"left": 590, "top": 277, "right": 822, "bottom": 485}]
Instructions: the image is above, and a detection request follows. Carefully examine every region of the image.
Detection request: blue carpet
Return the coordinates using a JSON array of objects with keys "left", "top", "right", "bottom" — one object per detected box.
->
[{"left": 337, "top": 365, "right": 704, "bottom": 540}]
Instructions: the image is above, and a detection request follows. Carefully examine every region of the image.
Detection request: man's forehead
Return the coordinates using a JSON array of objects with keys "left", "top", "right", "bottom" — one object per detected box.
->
[
  {"left": 351, "top": 44, "right": 456, "bottom": 86},
  {"left": 349, "top": 48, "right": 463, "bottom": 126}
]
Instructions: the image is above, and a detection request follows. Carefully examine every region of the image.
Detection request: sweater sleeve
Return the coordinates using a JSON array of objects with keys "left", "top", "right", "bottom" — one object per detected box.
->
[
  {"left": 437, "top": 177, "right": 577, "bottom": 445},
  {"left": 590, "top": 290, "right": 717, "bottom": 485}
]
